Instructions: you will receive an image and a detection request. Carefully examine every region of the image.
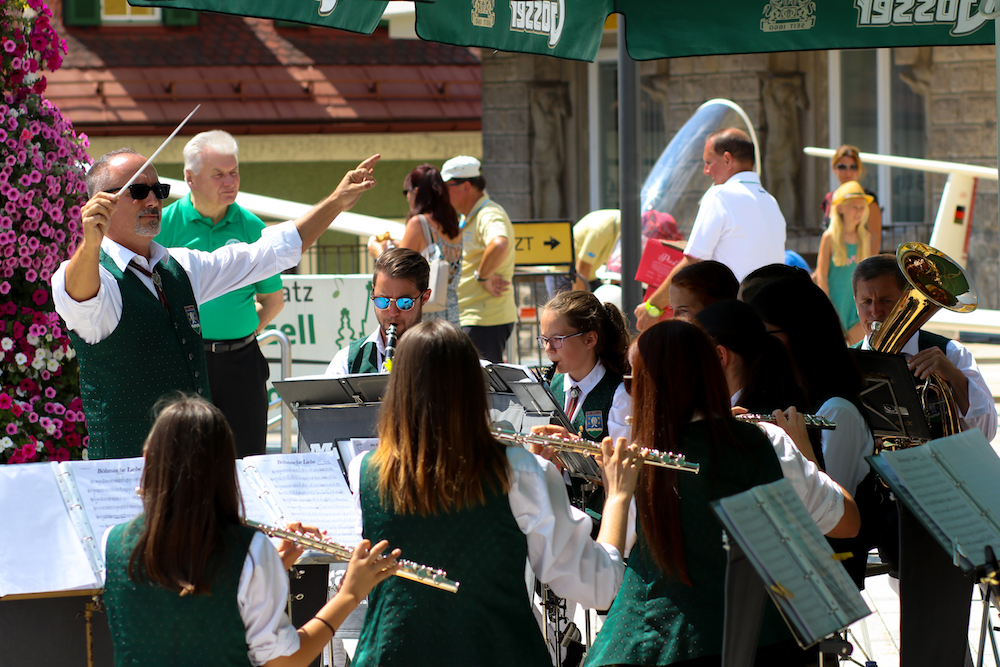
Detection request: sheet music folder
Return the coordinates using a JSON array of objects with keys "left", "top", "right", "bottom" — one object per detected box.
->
[
  {"left": 711, "top": 479, "right": 871, "bottom": 648},
  {"left": 867, "top": 429, "right": 1000, "bottom": 572},
  {"left": 847, "top": 348, "right": 933, "bottom": 441},
  {"left": 273, "top": 374, "right": 390, "bottom": 408}
]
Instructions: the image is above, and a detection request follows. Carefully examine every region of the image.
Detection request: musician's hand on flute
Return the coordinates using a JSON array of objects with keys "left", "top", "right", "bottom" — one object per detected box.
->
[
  {"left": 597, "top": 436, "right": 641, "bottom": 503},
  {"left": 278, "top": 521, "right": 326, "bottom": 570},
  {"left": 772, "top": 407, "right": 820, "bottom": 466},
  {"left": 528, "top": 424, "right": 576, "bottom": 461},
  {"left": 340, "top": 539, "right": 402, "bottom": 602}
]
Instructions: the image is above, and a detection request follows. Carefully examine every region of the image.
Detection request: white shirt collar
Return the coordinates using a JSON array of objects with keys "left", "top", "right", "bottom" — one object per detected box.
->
[
  {"left": 861, "top": 332, "right": 919, "bottom": 357},
  {"left": 562, "top": 360, "right": 607, "bottom": 395},
  {"left": 100, "top": 236, "right": 170, "bottom": 273},
  {"left": 724, "top": 170, "right": 760, "bottom": 186},
  {"left": 730, "top": 387, "right": 744, "bottom": 408}
]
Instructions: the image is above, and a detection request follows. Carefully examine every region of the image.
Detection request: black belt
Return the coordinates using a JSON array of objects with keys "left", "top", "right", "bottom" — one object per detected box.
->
[{"left": 204, "top": 333, "right": 257, "bottom": 354}]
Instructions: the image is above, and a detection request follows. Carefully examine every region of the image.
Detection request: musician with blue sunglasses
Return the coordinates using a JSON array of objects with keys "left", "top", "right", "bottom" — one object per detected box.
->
[{"left": 326, "top": 248, "right": 431, "bottom": 376}]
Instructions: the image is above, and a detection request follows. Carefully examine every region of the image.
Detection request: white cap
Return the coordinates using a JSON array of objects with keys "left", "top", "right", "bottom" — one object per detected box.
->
[{"left": 441, "top": 155, "right": 481, "bottom": 182}]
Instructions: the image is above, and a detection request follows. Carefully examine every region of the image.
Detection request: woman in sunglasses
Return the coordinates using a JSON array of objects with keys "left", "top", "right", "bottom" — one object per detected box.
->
[
  {"left": 349, "top": 320, "right": 640, "bottom": 667},
  {"left": 820, "top": 145, "right": 882, "bottom": 254}
]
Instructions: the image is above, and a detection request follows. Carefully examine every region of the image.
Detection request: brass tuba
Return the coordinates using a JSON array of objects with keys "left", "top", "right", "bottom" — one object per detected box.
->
[{"left": 868, "top": 242, "right": 978, "bottom": 447}]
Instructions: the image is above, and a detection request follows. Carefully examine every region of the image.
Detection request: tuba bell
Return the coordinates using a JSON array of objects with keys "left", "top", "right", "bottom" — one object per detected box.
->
[{"left": 868, "top": 242, "right": 978, "bottom": 448}]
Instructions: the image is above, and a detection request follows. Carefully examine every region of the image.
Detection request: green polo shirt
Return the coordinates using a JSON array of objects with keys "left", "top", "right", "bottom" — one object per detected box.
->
[{"left": 157, "top": 195, "right": 283, "bottom": 340}]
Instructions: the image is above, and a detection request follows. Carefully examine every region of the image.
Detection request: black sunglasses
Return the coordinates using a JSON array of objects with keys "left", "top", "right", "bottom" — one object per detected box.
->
[{"left": 104, "top": 183, "right": 171, "bottom": 200}]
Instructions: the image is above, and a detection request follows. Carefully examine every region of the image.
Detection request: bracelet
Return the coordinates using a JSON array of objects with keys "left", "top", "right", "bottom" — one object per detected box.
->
[
  {"left": 474, "top": 270, "right": 489, "bottom": 282},
  {"left": 313, "top": 616, "right": 336, "bottom": 636}
]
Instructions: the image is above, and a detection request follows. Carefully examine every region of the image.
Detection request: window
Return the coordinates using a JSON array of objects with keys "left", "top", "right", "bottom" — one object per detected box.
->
[
  {"left": 101, "top": 0, "right": 160, "bottom": 21},
  {"left": 828, "top": 48, "right": 926, "bottom": 227}
]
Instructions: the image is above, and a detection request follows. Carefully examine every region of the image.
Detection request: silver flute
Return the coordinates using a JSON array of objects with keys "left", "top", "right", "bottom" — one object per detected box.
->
[
  {"left": 733, "top": 412, "right": 837, "bottom": 430},
  {"left": 494, "top": 428, "right": 700, "bottom": 474},
  {"left": 245, "top": 519, "right": 460, "bottom": 593}
]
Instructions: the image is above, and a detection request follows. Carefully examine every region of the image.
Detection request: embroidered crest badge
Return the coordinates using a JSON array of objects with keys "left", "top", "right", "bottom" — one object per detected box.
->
[
  {"left": 184, "top": 305, "right": 201, "bottom": 334},
  {"left": 584, "top": 410, "right": 604, "bottom": 439}
]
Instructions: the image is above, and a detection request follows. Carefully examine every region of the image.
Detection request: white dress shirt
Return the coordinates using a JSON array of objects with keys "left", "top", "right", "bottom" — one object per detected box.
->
[
  {"left": 816, "top": 396, "right": 874, "bottom": 495},
  {"left": 326, "top": 329, "right": 383, "bottom": 377},
  {"left": 861, "top": 332, "right": 997, "bottom": 440},
  {"left": 101, "top": 529, "right": 300, "bottom": 666},
  {"left": 52, "top": 222, "right": 303, "bottom": 345},
  {"left": 560, "top": 361, "right": 632, "bottom": 443},
  {"left": 684, "top": 171, "right": 786, "bottom": 282},
  {"left": 349, "top": 446, "right": 625, "bottom": 609},
  {"left": 756, "top": 422, "right": 846, "bottom": 535}
]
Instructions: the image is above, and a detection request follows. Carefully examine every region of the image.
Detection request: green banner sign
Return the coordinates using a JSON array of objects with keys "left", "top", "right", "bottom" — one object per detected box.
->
[{"left": 128, "top": 0, "right": 388, "bottom": 33}]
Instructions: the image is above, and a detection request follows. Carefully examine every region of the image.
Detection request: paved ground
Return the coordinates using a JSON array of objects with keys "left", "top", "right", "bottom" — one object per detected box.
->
[{"left": 268, "top": 342, "right": 1000, "bottom": 665}]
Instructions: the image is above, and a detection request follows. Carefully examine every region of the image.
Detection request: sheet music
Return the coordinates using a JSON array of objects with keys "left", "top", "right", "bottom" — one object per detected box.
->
[
  {"left": 877, "top": 430, "right": 1000, "bottom": 568},
  {"left": 0, "top": 463, "right": 100, "bottom": 597},
  {"left": 242, "top": 452, "right": 358, "bottom": 545},
  {"left": 713, "top": 479, "right": 870, "bottom": 646},
  {"left": 237, "top": 463, "right": 284, "bottom": 526},
  {"left": 65, "top": 459, "right": 144, "bottom": 558}
]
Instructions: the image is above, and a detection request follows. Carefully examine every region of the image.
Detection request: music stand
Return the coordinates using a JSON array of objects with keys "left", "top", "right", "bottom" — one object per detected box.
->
[{"left": 846, "top": 348, "right": 932, "bottom": 442}]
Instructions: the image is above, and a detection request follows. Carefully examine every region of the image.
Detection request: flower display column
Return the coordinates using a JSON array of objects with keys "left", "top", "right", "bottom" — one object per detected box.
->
[{"left": 1, "top": 0, "right": 91, "bottom": 463}]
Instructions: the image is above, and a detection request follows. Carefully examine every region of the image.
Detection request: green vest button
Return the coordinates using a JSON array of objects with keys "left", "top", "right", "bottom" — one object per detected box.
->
[{"left": 188, "top": 353, "right": 194, "bottom": 360}]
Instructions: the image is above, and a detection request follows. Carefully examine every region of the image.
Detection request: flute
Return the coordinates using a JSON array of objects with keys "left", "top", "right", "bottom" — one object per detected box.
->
[
  {"left": 494, "top": 428, "right": 700, "bottom": 474},
  {"left": 733, "top": 412, "right": 837, "bottom": 430},
  {"left": 245, "top": 519, "right": 460, "bottom": 593}
]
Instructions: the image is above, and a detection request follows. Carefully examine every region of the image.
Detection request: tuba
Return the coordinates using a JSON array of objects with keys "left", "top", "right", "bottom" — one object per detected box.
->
[{"left": 868, "top": 242, "right": 978, "bottom": 448}]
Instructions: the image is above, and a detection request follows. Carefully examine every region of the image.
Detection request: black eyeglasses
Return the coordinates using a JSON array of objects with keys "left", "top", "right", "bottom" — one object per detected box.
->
[
  {"left": 372, "top": 295, "right": 418, "bottom": 311},
  {"left": 104, "top": 183, "right": 171, "bottom": 200},
  {"left": 835, "top": 164, "right": 859, "bottom": 171},
  {"left": 536, "top": 332, "right": 584, "bottom": 349}
]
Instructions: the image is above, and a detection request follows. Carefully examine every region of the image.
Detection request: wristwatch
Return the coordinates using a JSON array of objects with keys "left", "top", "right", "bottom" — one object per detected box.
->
[
  {"left": 474, "top": 270, "right": 489, "bottom": 282},
  {"left": 644, "top": 301, "right": 663, "bottom": 318}
]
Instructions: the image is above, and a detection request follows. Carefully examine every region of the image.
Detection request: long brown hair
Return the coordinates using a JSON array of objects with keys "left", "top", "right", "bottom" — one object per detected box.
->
[
  {"left": 405, "top": 164, "right": 460, "bottom": 238},
  {"left": 372, "top": 320, "right": 510, "bottom": 514},
  {"left": 542, "top": 290, "right": 631, "bottom": 378},
  {"left": 129, "top": 394, "right": 243, "bottom": 595},
  {"left": 631, "top": 320, "right": 745, "bottom": 583}
]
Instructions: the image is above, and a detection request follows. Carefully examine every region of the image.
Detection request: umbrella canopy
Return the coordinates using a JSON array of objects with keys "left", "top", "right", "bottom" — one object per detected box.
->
[{"left": 128, "top": 0, "right": 997, "bottom": 62}]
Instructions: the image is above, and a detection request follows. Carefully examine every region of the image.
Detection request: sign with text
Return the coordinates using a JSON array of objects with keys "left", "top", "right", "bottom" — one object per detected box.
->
[{"left": 511, "top": 220, "right": 574, "bottom": 266}]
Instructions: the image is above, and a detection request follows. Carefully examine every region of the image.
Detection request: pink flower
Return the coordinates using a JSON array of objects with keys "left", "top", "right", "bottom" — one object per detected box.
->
[
  {"left": 5, "top": 423, "right": 16, "bottom": 436},
  {"left": 0, "top": 282, "right": 8, "bottom": 295},
  {"left": 31, "top": 289, "right": 47, "bottom": 306},
  {"left": 0, "top": 394, "right": 11, "bottom": 409},
  {"left": 44, "top": 387, "right": 56, "bottom": 399}
]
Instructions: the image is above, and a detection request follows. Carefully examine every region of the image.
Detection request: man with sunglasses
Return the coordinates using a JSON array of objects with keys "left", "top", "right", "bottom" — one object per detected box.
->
[
  {"left": 52, "top": 148, "right": 378, "bottom": 459},
  {"left": 325, "top": 248, "right": 430, "bottom": 376},
  {"left": 154, "top": 131, "right": 284, "bottom": 459}
]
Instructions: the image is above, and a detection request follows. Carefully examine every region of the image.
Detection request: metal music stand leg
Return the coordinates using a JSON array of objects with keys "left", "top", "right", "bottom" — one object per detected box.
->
[
  {"left": 722, "top": 540, "right": 767, "bottom": 667},
  {"left": 976, "top": 583, "right": 1000, "bottom": 667}
]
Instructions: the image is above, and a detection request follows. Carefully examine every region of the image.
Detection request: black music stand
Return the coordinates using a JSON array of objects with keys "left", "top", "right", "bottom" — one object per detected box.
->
[{"left": 847, "top": 348, "right": 932, "bottom": 442}]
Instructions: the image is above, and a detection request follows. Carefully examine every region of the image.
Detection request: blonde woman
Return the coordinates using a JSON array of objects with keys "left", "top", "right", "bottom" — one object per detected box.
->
[
  {"left": 816, "top": 180, "right": 873, "bottom": 343},
  {"left": 821, "top": 145, "right": 883, "bottom": 254}
]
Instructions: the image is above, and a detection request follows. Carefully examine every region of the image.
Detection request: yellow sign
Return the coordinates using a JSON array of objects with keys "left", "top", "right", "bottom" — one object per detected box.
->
[{"left": 512, "top": 221, "right": 574, "bottom": 266}]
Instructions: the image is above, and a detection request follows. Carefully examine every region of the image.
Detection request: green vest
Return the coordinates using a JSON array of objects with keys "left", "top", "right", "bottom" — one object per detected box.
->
[
  {"left": 548, "top": 369, "right": 622, "bottom": 441},
  {"left": 104, "top": 517, "right": 255, "bottom": 667},
  {"left": 585, "top": 419, "right": 789, "bottom": 666},
  {"left": 353, "top": 453, "right": 549, "bottom": 667},
  {"left": 850, "top": 330, "right": 949, "bottom": 353},
  {"left": 348, "top": 336, "right": 381, "bottom": 374},
  {"left": 68, "top": 252, "right": 211, "bottom": 459}
]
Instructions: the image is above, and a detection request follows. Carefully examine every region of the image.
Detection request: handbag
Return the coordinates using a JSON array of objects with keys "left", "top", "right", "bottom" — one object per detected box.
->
[{"left": 418, "top": 215, "right": 450, "bottom": 313}]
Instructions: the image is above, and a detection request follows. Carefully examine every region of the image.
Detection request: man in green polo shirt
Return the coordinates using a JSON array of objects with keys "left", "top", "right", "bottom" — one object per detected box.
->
[{"left": 156, "top": 130, "right": 284, "bottom": 457}]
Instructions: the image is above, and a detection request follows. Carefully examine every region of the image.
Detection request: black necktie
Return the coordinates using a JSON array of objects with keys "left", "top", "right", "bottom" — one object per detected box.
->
[{"left": 131, "top": 261, "right": 168, "bottom": 311}]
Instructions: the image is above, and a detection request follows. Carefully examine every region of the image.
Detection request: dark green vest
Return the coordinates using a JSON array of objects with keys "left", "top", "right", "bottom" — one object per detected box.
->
[
  {"left": 354, "top": 453, "right": 549, "bottom": 667},
  {"left": 585, "top": 419, "right": 789, "bottom": 666},
  {"left": 104, "top": 517, "right": 255, "bottom": 667},
  {"left": 69, "top": 252, "right": 211, "bottom": 459},
  {"left": 548, "top": 369, "right": 622, "bottom": 441},
  {"left": 348, "top": 336, "right": 381, "bottom": 374}
]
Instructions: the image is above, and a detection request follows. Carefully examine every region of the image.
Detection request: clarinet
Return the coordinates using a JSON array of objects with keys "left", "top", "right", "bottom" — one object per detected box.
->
[{"left": 382, "top": 323, "right": 398, "bottom": 373}]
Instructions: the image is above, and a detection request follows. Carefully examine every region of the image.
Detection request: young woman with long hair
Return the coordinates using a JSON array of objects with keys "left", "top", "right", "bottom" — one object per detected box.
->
[
  {"left": 349, "top": 320, "right": 640, "bottom": 667},
  {"left": 585, "top": 320, "right": 802, "bottom": 666},
  {"left": 539, "top": 290, "right": 631, "bottom": 443},
  {"left": 102, "top": 395, "right": 399, "bottom": 667}
]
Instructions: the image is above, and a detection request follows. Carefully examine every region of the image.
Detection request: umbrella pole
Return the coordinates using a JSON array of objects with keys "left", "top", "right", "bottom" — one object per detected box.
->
[{"left": 617, "top": 17, "right": 643, "bottom": 329}]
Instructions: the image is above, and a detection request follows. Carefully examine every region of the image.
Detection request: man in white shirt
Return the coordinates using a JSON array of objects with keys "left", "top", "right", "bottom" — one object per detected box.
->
[
  {"left": 635, "top": 128, "right": 785, "bottom": 331},
  {"left": 853, "top": 254, "right": 996, "bottom": 440},
  {"left": 52, "top": 148, "right": 378, "bottom": 458},
  {"left": 325, "top": 248, "right": 430, "bottom": 376}
]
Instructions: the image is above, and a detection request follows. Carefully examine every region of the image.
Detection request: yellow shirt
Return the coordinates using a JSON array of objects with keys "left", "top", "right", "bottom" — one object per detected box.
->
[
  {"left": 574, "top": 209, "right": 621, "bottom": 281},
  {"left": 458, "top": 195, "right": 517, "bottom": 327}
]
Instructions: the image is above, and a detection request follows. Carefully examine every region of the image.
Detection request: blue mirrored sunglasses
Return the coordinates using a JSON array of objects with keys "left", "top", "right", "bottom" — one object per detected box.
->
[{"left": 372, "top": 295, "right": 417, "bottom": 311}]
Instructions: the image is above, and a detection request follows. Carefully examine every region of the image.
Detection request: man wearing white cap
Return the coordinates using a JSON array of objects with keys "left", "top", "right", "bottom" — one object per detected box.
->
[{"left": 441, "top": 155, "right": 516, "bottom": 362}]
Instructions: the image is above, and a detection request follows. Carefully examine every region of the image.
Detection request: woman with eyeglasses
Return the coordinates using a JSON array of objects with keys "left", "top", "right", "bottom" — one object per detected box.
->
[
  {"left": 821, "top": 145, "right": 883, "bottom": 254},
  {"left": 368, "top": 164, "right": 462, "bottom": 326},
  {"left": 349, "top": 320, "right": 640, "bottom": 666},
  {"left": 537, "top": 290, "right": 631, "bottom": 444}
]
